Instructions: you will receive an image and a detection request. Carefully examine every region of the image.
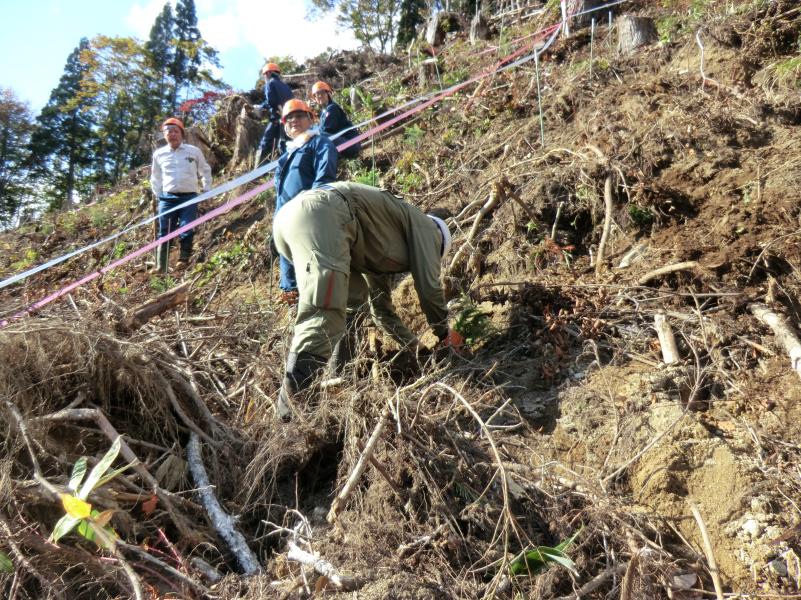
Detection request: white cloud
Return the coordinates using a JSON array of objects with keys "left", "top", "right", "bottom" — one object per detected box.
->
[
  {"left": 199, "top": 0, "right": 358, "bottom": 60},
  {"left": 126, "top": 0, "right": 173, "bottom": 38}
]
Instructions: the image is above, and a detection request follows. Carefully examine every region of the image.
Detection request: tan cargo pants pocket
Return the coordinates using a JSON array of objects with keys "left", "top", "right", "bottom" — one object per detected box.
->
[{"left": 298, "top": 257, "right": 349, "bottom": 311}]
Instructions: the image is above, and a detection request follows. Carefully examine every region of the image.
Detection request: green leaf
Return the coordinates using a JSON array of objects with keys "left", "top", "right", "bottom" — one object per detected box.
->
[
  {"left": 0, "top": 550, "right": 13, "bottom": 573},
  {"left": 94, "top": 463, "right": 131, "bottom": 490},
  {"left": 508, "top": 528, "right": 582, "bottom": 577},
  {"left": 536, "top": 547, "right": 577, "bottom": 575},
  {"left": 50, "top": 514, "right": 81, "bottom": 543},
  {"left": 78, "top": 436, "right": 121, "bottom": 500},
  {"left": 68, "top": 457, "right": 87, "bottom": 492},
  {"left": 77, "top": 518, "right": 96, "bottom": 543}
]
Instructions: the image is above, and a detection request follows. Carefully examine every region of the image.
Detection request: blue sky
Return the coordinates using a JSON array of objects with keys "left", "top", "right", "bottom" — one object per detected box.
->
[{"left": 0, "top": 0, "right": 358, "bottom": 113}]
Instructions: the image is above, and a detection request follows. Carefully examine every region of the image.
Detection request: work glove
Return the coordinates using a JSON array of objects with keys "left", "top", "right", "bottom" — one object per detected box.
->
[
  {"left": 279, "top": 290, "right": 299, "bottom": 306},
  {"left": 437, "top": 329, "right": 465, "bottom": 351},
  {"left": 252, "top": 104, "right": 263, "bottom": 119}
]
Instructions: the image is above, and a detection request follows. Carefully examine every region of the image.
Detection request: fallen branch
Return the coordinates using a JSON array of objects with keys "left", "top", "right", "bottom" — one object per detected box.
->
[
  {"left": 287, "top": 541, "right": 360, "bottom": 590},
  {"left": 186, "top": 432, "right": 260, "bottom": 575},
  {"left": 123, "top": 282, "right": 189, "bottom": 330},
  {"left": 749, "top": 303, "right": 801, "bottom": 380},
  {"left": 595, "top": 174, "right": 614, "bottom": 276},
  {"left": 448, "top": 180, "right": 506, "bottom": 273},
  {"left": 327, "top": 406, "right": 391, "bottom": 523},
  {"left": 689, "top": 502, "right": 724, "bottom": 600},
  {"left": 637, "top": 261, "right": 699, "bottom": 286},
  {"left": 554, "top": 563, "right": 627, "bottom": 600}
]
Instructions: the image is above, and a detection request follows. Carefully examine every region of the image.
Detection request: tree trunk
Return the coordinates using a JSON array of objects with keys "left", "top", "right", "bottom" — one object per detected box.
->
[
  {"left": 418, "top": 58, "right": 439, "bottom": 88},
  {"left": 470, "top": 14, "right": 491, "bottom": 44},
  {"left": 566, "top": 0, "right": 606, "bottom": 29},
  {"left": 617, "top": 15, "right": 657, "bottom": 55}
]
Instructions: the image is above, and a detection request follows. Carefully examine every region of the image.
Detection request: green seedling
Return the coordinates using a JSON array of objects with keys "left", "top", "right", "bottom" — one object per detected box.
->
[{"left": 50, "top": 436, "right": 128, "bottom": 549}]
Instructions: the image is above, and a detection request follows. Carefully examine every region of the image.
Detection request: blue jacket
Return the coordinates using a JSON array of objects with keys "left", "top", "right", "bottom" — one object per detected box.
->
[
  {"left": 261, "top": 75, "right": 293, "bottom": 121},
  {"left": 319, "top": 100, "right": 361, "bottom": 156},
  {"left": 273, "top": 133, "right": 338, "bottom": 290}
]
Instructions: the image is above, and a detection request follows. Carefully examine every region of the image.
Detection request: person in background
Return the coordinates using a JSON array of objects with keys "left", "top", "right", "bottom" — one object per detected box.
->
[
  {"left": 272, "top": 181, "right": 463, "bottom": 421},
  {"left": 310, "top": 81, "right": 362, "bottom": 159},
  {"left": 272, "top": 99, "right": 338, "bottom": 304},
  {"left": 150, "top": 117, "right": 212, "bottom": 273},
  {"left": 254, "top": 63, "right": 294, "bottom": 166}
]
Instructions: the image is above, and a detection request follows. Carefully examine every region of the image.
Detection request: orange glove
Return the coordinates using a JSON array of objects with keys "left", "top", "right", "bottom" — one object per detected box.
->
[
  {"left": 438, "top": 329, "right": 465, "bottom": 351},
  {"left": 279, "top": 290, "right": 299, "bottom": 306}
]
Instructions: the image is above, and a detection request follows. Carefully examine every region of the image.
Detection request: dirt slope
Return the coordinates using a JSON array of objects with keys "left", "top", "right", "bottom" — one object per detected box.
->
[{"left": 2, "top": 1, "right": 801, "bottom": 598}]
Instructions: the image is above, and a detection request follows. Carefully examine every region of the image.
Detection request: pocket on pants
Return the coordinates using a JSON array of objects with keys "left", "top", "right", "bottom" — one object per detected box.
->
[{"left": 299, "top": 258, "right": 348, "bottom": 311}]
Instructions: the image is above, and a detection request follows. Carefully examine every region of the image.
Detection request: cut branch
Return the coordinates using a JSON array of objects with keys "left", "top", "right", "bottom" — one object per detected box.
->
[
  {"left": 327, "top": 406, "right": 391, "bottom": 524},
  {"left": 637, "top": 261, "right": 699, "bottom": 286},
  {"left": 749, "top": 303, "right": 801, "bottom": 380},
  {"left": 286, "top": 541, "right": 360, "bottom": 591},
  {"left": 123, "top": 282, "right": 189, "bottom": 330},
  {"left": 186, "top": 432, "right": 260, "bottom": 575}
]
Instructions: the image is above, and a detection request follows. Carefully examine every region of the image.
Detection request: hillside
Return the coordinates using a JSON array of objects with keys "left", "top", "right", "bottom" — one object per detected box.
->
[{"left": 2, "top": 1, "right": 801, "bottom": 598}]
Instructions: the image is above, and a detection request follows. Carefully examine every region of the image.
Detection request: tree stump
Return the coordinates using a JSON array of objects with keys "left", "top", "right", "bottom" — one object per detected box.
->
[
  {"left": 425, "top": 11, "right": 465, "bottom": 47},
  {"left": 419, "top": 58, "right": 440, "bottom": 88},
  {"left": 470, "top": 14, "right": 491, "bottom": 44},
  {"left": 617, "top": 15, "right": 657, "bottom": 55},
  {"left": 565, "top": 0, "right": 607, "bottom": 29}
]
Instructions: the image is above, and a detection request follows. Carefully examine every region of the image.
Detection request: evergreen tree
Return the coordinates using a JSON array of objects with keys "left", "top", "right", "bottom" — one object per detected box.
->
[
  {"left": 27, "top": 38, "right": 96, "bottom": 210},
  {"left": 170, "top": 0, "right": 202, "bottom": 110},
  {"left": 145, "top": 3, "right": 174, "bottom": 120},
  {"left": 79, "top": 36, "right": 153, "bottom": 183},
  {"left": 397, "top": 0, "right": 427, "bottom": 48},
  {"left": 0, "top": 88, "right": 34, "bottom": 227}
]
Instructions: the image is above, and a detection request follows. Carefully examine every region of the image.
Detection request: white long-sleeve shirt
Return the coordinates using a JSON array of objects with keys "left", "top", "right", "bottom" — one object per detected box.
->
[{"left": 150, "top": 142, "right": 212, "bottom": 197}]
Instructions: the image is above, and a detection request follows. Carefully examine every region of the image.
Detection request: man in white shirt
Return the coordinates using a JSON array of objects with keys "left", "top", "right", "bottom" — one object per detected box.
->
[{"left": 150, "top": 117, "right": 212, "bottom": 272}]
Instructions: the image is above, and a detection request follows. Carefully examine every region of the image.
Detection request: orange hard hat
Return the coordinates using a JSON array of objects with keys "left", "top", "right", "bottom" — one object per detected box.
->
[
  {"left": 311, "top": 81, "right": 333, "bottom": 95},
  {"left": 261, "top": 62, "right": 281, "bottom": 75},
  {"left": 281, "top": 99, "right": 313, "bottom": 123},
  {"left": 161, "top": 117, "right": 184, "bottom": 134}
]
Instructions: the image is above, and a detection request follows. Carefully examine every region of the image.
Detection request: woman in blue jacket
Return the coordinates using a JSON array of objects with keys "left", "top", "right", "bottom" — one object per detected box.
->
[
  {"left": 273, "top": 99, "right": 338, "bottom": 301},
  {"left": 311, "top": 81, "right": 362, "bottom": 159}
]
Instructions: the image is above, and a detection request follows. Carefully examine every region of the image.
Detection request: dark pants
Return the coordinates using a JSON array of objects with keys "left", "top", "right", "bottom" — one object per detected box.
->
[
  {"left": 258, "top": 120, "right": 287, "bottom": 159},
  {"left": 158, "top": 193, "right": 198, "bottom": 246}
]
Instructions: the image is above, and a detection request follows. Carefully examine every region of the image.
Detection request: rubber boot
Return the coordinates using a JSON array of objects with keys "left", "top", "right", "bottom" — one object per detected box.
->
[
  {"left": 176, "top": 238, "right": 192, "bottom": 269},
  {"left": 154, "top": 242, "right": 169, "bottom": 274},
  {"left": 276, "top": 351, "right": 327, "bottom": 422},
  {"left": 329, "top": 313, "right": 359, "bottom": 375}
]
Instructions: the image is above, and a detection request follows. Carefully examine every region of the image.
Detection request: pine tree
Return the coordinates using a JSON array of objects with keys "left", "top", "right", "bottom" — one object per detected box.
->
[
  {"left": 0, "top": 88, "right": 34, "bottom": 227},
  {"left": 27, "top": 38, "right": 96, "bottom": 211},
  {"left": 145, "top": 3, "right": 174, "bottom": 120}
]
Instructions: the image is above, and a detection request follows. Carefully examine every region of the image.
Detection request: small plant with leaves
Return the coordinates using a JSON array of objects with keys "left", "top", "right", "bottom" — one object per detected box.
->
[
  {"left": 353, "top": 168, "right": 381, "bottom": 187},
  {"left": 508, "top": 528, "right": 581, "bottom": 577},
  {"left": 403, "top": 124, "right": 425, "bottom": 149},
  {"left": 628, "top": 204, "right": 654, "bottom": 228},
  {"left": 50, "top": 436, "right": 128, "bottom": 549},
  {"left": 150, "top": 274, "right": 178, "bottom": 293},
  {"left": 453, "top": 297, "right": 494, "bottom": 346}
]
